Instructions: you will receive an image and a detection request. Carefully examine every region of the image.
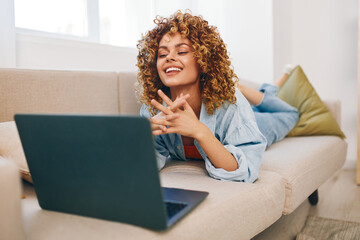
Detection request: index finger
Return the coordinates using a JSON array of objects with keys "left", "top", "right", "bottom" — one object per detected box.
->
[
  {"left": 151, "top": 99, "right": 173, "bottom": 115},
  {"left": 169, "top": 93, "right": 190, "bottom": 111},
  {"left": 157, "top": 89, "right": 173, "bottom": 107}
]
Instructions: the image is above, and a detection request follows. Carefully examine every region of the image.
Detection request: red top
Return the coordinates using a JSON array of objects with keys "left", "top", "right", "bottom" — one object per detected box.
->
[{"left": 183, "top": 145, "right": 203, "bottom": 160}]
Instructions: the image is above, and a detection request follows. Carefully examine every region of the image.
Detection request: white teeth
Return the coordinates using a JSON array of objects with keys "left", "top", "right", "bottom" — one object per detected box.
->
[{"left": 165, "top": 67, "right": 182, "bottom": 73}]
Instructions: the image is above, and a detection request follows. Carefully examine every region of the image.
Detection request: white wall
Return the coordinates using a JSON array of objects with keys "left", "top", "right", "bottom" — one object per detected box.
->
[
  {"left": 272, "top": 0, "right": 292, "bottom": 80},
  {"left": 16, "top": 32, "right": 137, "bottom": 71},
  {"left": 205, "top": 0, "right": 274, "bottom": 84},
  {"left": 288, "top": 0, "right": 358, "bottom": 167},
  {"left": 153, "top": 0, "right": 274, "bottom": 84}
]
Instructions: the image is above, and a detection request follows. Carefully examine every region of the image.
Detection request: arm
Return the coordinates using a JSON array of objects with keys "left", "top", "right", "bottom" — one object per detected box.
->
[
  {"left": 149, "top": 91, "right": 238, "bottom": 171},
  {"left": 203, "top": 119, "right": 267, "bottom": 182},
  {"left": 193, "top": 123, "right": 238, "bottom": 171},
  {"left": 202, "top": 91, "right": 267, "bottom": 182},
  {"left": 150, "top": 89, "right": 267, "bottom": 182}
]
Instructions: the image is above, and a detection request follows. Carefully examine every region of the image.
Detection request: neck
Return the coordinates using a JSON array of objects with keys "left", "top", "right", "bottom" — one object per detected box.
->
[{"left": 170, "top": 84, "right": 202, "bottom": 118}]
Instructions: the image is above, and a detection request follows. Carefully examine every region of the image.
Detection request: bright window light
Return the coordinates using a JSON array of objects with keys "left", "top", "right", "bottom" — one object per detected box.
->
[
  {"left": 99, "top": 0, "right": 127, "bottom": 46},
  {"left": 13, "top": 0, "right": 197, "bottom": 48},
  {"left": 98, "top": 0, "right": 153, "bottom": 48},
  {"left": 14, "top": 0, "right": 88, "bottom": 37}
]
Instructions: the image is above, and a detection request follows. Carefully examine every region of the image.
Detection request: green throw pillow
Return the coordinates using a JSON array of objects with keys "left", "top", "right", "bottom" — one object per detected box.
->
[{"left": 277, "top": 65, "right": 346, "bottom": 138}]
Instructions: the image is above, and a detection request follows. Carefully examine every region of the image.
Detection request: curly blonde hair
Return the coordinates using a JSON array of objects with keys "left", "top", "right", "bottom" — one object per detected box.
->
[{"left": 136, "top": 10, "right": 238, "bottom": 115}]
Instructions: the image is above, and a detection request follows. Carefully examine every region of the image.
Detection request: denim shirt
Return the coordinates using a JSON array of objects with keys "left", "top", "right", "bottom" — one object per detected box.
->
[{"left": 140, "top": 89, "right": 267, "bottom": 183}]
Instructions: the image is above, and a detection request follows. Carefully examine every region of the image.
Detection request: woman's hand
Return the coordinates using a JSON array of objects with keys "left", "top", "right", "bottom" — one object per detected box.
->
[
  {"left": 150, "top": 90, "right": 205, "bottom": 139},
  {"left": 149, "top": 90, "right": 189, "bottom": 135}
]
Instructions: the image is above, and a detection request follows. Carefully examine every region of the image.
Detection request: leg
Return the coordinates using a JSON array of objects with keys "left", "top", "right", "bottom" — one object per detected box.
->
[
  {"left": 254, "top": 111, "right": 299, "bottom": 148},
  {"left": 239, "top": 64, "right": 298, "bottom": 148},
  {"left": 252, "top": 84, "right": 299, "bottom": 148},
  {"left": 273, "top": 73, "right": 289, "bottom": 87},
  {"left": 308, "top": 189, "right": 319, "bottom": 205},
  {"left": 274, "top": 64, "right": 295, "bottom": 87},
  {"left": 236, "top": 83, "right": 263, "bottom": 106},
  {"left": 237, "top": 64, "right": 294, "bottom": 105}
]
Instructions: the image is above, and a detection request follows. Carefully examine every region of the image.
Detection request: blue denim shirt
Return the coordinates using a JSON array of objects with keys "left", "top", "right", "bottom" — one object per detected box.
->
[{"left": 140, "top": 89, "right": 267, "bottom": 182}]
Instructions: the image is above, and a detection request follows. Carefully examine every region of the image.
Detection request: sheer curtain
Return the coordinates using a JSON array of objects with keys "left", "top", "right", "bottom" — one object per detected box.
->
[{"left": 0, "top": 0, "right": 15, "bottom": 67}]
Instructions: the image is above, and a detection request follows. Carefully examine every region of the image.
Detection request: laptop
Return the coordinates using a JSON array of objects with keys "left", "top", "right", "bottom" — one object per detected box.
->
[{"left": 14, "top": 114, "right": 208, "bottom": 230}]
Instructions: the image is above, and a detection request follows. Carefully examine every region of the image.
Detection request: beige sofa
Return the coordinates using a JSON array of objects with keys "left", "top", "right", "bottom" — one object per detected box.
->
[{"left": 0, "top": 68, "right": 347, "bottom": 240}]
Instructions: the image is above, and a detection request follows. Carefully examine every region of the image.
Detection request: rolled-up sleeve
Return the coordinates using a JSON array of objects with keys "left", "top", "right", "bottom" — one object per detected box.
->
[
  {"left": 140, "top": 104, "right": 169, "bottom": 170},
  {"left": 204, "top": 120, "right": 267, "bottom": 182},
  {"left": 153, "top": 137, "right": 169, "bottom": 170},
  {"left": 198, "top": 88, "right": 267, "bottom": 182}
]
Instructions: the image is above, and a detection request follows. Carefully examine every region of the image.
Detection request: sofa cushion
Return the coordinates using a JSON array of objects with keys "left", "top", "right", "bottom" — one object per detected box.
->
[
  {"left": 0, "top": 68, "right": 120, "bottom": 122},
  {"left": 277, "top": 66, "right": 345, "bottom": 138},
  {"left": 21, "top": 161, "right": 285, "bottom": 240},
  {"left": 0, "top": 121, "right": 31, "bottom": 183},
  {"left": 0, "top": 157, "right": 26, "bottom": 240},
  {"left": 260, "top": 136, "right": 347, "bottom": 214}
]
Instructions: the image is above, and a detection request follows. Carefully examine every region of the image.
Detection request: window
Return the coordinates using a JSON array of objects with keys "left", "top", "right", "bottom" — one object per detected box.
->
[
  {"left": 98, "top": 0, "right": 153, "bottom": 47},
  {"left": 14, "top": 0, "right": 201, "bottom": 48},
  {"left": 15, "top": 0, "right": 88, "bottom": 38},
  {"left": 14, "top": 0, "right": 155, "bottom": 48}
]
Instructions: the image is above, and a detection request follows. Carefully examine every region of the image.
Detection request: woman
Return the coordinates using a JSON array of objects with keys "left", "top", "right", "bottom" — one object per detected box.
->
[{"left": 136, "top": 11, "right": 298, "bottom": 182}]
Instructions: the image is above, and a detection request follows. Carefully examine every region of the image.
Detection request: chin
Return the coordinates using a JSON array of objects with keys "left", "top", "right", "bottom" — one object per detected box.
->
[
  {"left": 163, "top": 83, "right": 181, "bottom": 89},
  {"left": 161, "top": 79, "right": 181, "bottom": 87}
]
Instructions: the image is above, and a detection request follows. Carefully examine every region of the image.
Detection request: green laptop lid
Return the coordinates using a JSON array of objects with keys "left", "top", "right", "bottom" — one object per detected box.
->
[{"left": 15, "top": 114, "right": 168, "bottom": 230}]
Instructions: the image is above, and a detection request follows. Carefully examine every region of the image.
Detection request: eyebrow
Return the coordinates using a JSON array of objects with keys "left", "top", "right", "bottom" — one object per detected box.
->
[{"left": 158, "top": 43, "right": 191, "bottom": 50}]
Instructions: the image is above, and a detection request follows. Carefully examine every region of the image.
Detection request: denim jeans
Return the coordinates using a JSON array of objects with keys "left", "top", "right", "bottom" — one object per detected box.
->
[{"left": 252, "top": 83, "right": 299, "bottom": 148}]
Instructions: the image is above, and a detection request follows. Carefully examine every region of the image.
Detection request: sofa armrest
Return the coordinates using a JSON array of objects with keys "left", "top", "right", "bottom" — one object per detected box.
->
[
  {"left": 0, "top": 157, "right": 25, "bottom": 240},
  {"left": 323, "top": 99, "right": 341, "bottom": 125}
]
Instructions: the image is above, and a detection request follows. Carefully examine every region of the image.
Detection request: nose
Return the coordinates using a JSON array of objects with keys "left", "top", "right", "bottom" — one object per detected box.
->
[{"left": 166, "top": 51, "right": 176, "bottom": 62}]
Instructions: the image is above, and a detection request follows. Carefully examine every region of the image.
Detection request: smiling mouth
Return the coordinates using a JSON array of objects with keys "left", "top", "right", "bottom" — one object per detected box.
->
[{"left": 165, "top": 67, "right": 183, "bottom": 73}]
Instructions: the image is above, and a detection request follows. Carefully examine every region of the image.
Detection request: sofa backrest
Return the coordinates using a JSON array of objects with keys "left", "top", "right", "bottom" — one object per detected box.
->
[
  {"left": 0, "top": 68, "right": 120, "bottom": 122},
  {"left": 0, "top": 68, "right": 341, "bottom": 125},
  {"left": 117, "top": 72, "right": 142, "bottom": 115}
]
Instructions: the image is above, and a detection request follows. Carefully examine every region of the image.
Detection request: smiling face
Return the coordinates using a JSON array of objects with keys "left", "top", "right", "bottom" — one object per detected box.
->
[{"left": 156, "top": 32, "right": 200, "bottom": 92}]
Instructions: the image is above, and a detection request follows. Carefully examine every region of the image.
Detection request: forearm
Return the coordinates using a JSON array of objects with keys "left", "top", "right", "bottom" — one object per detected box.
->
[{"left": 195, "top": 124, "right": 238, "bottom": 171}]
